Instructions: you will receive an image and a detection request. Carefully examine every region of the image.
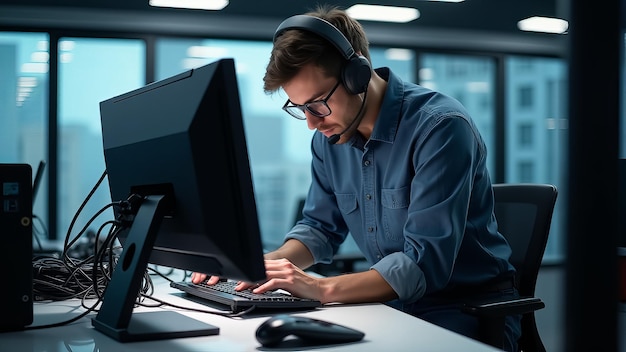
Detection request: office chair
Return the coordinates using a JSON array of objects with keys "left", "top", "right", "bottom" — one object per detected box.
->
[{"left": 462, "top": 183, "right": 558, "bottom": 352}]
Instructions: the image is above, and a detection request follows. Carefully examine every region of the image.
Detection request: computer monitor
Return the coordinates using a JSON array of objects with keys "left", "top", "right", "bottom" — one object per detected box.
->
[{"left": 92, "top": 58, "right": 266, "bottom": 342}]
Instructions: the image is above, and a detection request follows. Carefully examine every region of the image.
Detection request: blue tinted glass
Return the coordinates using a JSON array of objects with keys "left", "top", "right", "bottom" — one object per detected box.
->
[
  {"left": 506, "top": 56, "right": 566, "bottom": 262},
  {"left": 421, "top": 54, "right": 496, "bottom": 175},
  {"left": 58, "top": 37, "right": 145, "bottom": 239},
  {"left": 0, "top": 32, "right": 49, "bottom": 227}
]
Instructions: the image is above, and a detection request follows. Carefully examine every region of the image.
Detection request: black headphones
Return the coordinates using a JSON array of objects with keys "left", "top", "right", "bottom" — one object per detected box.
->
[{"left": 273, "top": 14, "right": 372, "bottom": 95}]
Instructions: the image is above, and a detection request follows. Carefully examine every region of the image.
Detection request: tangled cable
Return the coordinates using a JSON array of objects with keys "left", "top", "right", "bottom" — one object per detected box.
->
[
  {"left": 26, "top": 170, "right": 155, "bottom": 329},
  {"left": 26, "top": 170, "right": 252, "bottom": 331}
]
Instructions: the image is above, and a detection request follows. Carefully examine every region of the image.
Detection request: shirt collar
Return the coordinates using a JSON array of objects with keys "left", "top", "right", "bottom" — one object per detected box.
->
[{"left": 368, "top": 67, "right": 404, "bottom": 144}]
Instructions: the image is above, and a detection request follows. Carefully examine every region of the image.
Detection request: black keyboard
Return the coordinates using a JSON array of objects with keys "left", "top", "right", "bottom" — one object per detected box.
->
[{"left": 170, "top": 280, "right": 322, "bottom": 313}]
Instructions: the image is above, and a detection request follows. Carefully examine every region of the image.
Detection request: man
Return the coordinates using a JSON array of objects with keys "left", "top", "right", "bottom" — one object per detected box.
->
[{"left": 193, "top": 5, "right": 521, "bottom": 350}]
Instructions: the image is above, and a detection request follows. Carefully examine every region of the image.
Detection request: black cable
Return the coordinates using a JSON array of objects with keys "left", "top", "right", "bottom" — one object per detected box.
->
[
  {"left": 62, "top": 169, "right": 108, "bottom": 260},
  {"left": 31, "top": 214, "right": 44, "bottom": 250},
  {"left": 138, "top": 293, "right": 257, "bottom": 318},
  {"left": 91, "top": 221, "right": 120, "bottom": 300},
  {"left": 32, "top": 203, "right": 123, "bottom": 302},
  {"left": 24, "top": 305, "right": 96, "bottom": 331},
  {"left": 29, "top": 169, "right": 254, "bottom": 331}
]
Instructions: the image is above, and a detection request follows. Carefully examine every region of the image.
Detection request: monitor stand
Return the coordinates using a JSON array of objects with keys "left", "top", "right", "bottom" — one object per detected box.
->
[{"left": 92, "top": 195, "right": 219, "bottom": 342}]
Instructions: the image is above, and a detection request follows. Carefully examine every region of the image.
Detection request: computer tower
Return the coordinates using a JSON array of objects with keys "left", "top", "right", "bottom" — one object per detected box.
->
[{"left": 0, "top": 164, "right": 33, "bottom": 331}]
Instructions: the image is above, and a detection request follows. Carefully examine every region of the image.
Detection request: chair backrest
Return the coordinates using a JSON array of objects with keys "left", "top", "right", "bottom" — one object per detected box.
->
[{"left": 492, "top": 183, "right": 558, "bottom": 297}]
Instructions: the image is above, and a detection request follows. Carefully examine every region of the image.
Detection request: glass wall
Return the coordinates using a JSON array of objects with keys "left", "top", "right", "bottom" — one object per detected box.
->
[
  {"left": 505, "top": 56, "right": 567, "bottom": 261},
  {"left": 418, "top": 54, "right": 567, "bottom": 261},
  {"left": 0, "top": 32, "right": 49, "bottom": 241},
  {"left": 419, "top": 54, "right": 496, "bottom": 174},
  {"left": 0, "top": 28, "right": 571, "bottom": 263},
  {"left": 57, "top": 37, "right": 145, "bottom": 241}
]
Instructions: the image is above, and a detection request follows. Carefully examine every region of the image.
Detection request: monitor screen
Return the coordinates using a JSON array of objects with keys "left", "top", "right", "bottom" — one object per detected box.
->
[{"left": 92, "top": 58, "right": 266, "bottom": 342}]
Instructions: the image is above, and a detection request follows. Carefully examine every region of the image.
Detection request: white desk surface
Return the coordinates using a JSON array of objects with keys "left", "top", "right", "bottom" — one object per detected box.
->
[{"left": 1, "top": 273, "right": 502, "bottom": 352}]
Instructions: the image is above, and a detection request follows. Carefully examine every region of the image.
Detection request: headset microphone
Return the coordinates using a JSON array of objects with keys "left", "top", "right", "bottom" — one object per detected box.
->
[
  {"left": 327, "top": 131, "right": 344, "bottom": 145},
  {"left": 328, "top": 88, "right": 368, "bottom": 145}
]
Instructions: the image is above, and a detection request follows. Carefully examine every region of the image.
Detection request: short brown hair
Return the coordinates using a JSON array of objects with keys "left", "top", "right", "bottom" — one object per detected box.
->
[{"left": 263, "top": 5, "right": 370, "bottom": 93}]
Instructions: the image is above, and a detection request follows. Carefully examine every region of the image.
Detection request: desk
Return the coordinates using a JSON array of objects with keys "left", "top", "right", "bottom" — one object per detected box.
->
[{"left": 1, "top": 274, "right": 501, "bottom": 352}]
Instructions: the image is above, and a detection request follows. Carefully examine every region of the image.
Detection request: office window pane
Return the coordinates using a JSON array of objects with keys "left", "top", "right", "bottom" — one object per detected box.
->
[
  {"left": 156, "top": 39, "right": 415, "bottom": 252},
  {"left": 505, "top": 56, "right": 567, "bottom": 261},
  {"left": 370, "top": 47, "right": 415, "bottom": 83},
  {"left": 0, "top": 32, "right": 49, "bottom": 236},
  {"left": 58, "top": 38, "right": 145, "bottom": 240},
  {"left": 420, "top": 54, "right": 496, "bottom": 174}
]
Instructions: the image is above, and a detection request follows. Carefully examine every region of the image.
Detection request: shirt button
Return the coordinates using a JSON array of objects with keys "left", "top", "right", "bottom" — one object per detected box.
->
[
  {"left": 365, "top": 194, "right": 371, "bottom": 200},
  {"left": 368, "top": 227, "right": 374, "bottom": 232},
  {"left": 364, "top": 160, "right": 370, "bottom": 166}
]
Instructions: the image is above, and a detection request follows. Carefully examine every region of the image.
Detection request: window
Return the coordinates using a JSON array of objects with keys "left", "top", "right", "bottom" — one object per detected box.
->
[
  {"left": 506, "top": 56, "right": 567, "bottom": 261},
  {"left": 1, "top": 27, "right": 570, "bottom": 265},
  {"left": 518, "top": 85, "right": 533, "bottom": 109},
  {"left": 0, "top": 32, "right": 49, "bottom": 234},
  {"left": 57, "top": 37, "right": 145, "bottom": 239},
  {"left": 519, "top": 123, "right": 534, "bottom": 147},
  {"left": 420, "top": 54, "right": 496, "bottom": 174}
]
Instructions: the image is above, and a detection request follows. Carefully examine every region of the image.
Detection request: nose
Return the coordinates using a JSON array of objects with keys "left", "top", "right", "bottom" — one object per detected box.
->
[{"left": 306, "top": 113, "right": 323, "bottom": 131}]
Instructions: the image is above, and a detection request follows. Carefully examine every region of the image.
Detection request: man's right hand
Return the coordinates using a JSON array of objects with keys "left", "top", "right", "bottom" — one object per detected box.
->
[
  {"left": 190, "top": 272, "right": 258, "bottom": 291},
  {"left": 190, "top": 272, "right": 221, "bottom": 285}
]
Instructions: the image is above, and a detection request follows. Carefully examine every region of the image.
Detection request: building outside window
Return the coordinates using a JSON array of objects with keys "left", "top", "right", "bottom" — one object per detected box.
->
[
  {"left": 506, "top": 56, "right": 567, "bottom": 261},
  {"left": 57, "top": 37, "right": 145, "bottom": 241},
  {"left": 0, "top": 32, "right": 49, "bottom": 240}
]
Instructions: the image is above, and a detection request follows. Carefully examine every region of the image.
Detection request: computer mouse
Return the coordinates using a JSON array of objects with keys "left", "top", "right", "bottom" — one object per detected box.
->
[{"left": 255, "top": 314, "right": 365, "bottom": 347}]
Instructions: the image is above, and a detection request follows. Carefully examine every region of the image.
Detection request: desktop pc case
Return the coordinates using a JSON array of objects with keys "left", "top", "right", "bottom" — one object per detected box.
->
[{"left": 0, "top": 164, "right": 33, "bottom": 331}]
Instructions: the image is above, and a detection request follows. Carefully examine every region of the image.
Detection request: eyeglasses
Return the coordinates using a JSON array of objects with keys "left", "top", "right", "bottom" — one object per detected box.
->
[{"left": 282, "top": 81, "right": 341, "bottom": 120}]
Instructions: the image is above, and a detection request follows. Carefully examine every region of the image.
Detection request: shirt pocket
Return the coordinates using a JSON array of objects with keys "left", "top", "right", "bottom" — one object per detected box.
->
[
  {"left": 335, "top": 193, "right": 360, "bottom": 230},
  {"left": 335, "top": 193, "right": 358, "bottom": 214},
  {"left": 381, "top": 187, "right": 410, "bottom": 241}
]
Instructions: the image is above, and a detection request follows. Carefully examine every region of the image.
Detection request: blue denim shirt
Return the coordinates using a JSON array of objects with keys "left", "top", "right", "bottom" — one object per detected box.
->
[{"left": 285, "top": 67, "right": 515, "bottom": 304}]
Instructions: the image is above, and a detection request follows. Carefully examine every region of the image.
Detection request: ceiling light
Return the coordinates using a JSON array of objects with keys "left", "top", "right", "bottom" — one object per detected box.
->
[
  {"left": 517, "top": 16, "right": 568, "bottom": 34},
  {"left": 149, "top": 0, "right": 229, "bottom": 11},
  {"left": 346, "top": 4, "right": 420, "bottom": 23}
]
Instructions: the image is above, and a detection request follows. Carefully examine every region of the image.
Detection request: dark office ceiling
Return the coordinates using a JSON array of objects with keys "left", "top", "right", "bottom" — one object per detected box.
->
[{"left": 0, "top": 0, "right": 564, "bottom": 35}]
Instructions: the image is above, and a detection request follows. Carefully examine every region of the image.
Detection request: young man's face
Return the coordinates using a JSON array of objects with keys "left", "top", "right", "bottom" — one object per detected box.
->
[{"left": 282, "top": 64, "right": 364, "bottom": 144}]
